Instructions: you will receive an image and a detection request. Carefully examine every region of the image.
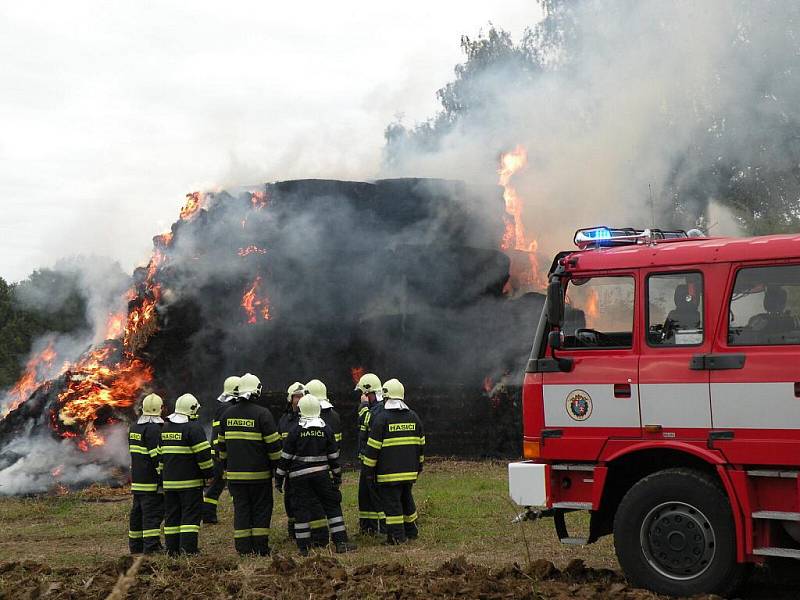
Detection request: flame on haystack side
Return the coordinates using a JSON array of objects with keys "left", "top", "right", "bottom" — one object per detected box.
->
[
  {"left": 1, "top": 341, "right": 62, "bottom": 418},
  {"left": 180, "top": 192, "right": 203, "bottom": 221},
  {"left": 52, "top": 344, "right": 154, "bottom": 451},
  {"left": 238, "top": 245, "right": 268, "bottom": 257},
  {"left": 250, "top": 190, "right": 268, "bottom": 210},
  {"left": 498, "top": 146, "right": 547, "bottom": 291},
  {"left": 241, "top": 276, "right": 272, "bottom": 324},
  {"left": 350, "top": 367, "right": 365, "bottom": 385}
]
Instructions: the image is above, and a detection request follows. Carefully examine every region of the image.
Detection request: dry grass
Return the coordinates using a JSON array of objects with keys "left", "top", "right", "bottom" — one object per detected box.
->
[{"left": 0, "top": 459, "right": 617, "bottom": 571}]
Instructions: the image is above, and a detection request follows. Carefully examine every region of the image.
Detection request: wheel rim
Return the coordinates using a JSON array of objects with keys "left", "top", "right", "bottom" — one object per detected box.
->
[{"left": 639, "top": 501, "right": 716, "bottom": 581}]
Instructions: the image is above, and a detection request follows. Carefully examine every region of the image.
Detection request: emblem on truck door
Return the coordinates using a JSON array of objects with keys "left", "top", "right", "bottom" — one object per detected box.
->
[{"left": 566, "top": 389, "right": 593, "bottom": 421}]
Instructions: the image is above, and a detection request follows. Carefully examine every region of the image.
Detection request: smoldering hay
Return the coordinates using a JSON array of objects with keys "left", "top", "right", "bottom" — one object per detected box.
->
[{"left": 0, "top": 177, "right": 544, "bottom": 495}]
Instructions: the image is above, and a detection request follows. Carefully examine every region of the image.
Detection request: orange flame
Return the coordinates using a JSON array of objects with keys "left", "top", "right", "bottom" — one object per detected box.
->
[
  {"left": 251, "top": 190, "right": 268, "bottom": 210},
  {"left": 154, "top": 231, "right": 173, "bottom": 247},
  {"left": 238, "top": 245, "right": 268, "bottom": 257},
  {"left": 585, "top": 289, "right": 600, "bottom": 326},
  {"left": 241, "top": 276, "right": 272, "bottom": 324},
  {"left": 180, "top": 192, "right": 202, "bottom": 221},
  {"left": 2, "top": 341, "right": 61, "bottom": 417},
  {"left": 351, "top": 367, "right": 365, "bottom": 385},
  {"left": 52, "top": 344, "right": 154, "bottom": 451},
  {"left": 104, "top": 313, "right": 126, "bottom": 340}
]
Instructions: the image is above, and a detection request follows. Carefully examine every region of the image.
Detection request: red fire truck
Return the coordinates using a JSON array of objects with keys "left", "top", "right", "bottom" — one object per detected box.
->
[{"left": 509, "top": 226, "right": 800, "bottom": 597}]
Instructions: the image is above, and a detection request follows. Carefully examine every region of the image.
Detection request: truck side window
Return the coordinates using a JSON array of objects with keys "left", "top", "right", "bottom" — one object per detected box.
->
[
  {"left": 647, "top": 272, "right": 703, "bottom": 346},
  {"left": 729, "top": 265, "right": 800, "bottom": 345},
  {"left": 563, "top": 276, "right": 634, "bottom": 349}
]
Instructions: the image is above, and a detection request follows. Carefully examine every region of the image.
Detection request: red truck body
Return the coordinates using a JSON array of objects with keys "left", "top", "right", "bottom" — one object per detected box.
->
[{"left": 510, "top": 229, "right": 800, "bottom": 596}]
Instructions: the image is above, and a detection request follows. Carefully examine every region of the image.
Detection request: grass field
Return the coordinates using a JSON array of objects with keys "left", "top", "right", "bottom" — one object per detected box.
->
[{"left": 0, "top": 459, "right": 617, "bottom": 571}]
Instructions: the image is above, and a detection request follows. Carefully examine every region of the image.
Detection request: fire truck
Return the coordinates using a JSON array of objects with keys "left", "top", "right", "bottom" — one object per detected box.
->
[{"left": 509, "top": 226, "right": 800, "bottom": 597}]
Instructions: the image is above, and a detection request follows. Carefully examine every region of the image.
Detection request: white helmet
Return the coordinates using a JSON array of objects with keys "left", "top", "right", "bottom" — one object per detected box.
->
[{"left": 298, "top": 394, "right": 321, "bottom": 419}]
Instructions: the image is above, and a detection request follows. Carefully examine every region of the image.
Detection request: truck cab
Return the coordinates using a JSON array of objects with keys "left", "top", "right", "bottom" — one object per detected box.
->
[{"left": 509, "top": 226, "right": 800, "bottom": 597}]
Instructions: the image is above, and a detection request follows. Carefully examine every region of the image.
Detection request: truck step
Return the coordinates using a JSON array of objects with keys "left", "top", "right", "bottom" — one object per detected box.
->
[
  {"left": 747, "top": 469, "right": 799, "bottom": 479},
  {"left": 560, "top": 537, "right": 588, "bottom": 546},
  {"left": 752, "top": 511, "right": 800, "bottom": 522},
  {"left": 552, "top": 502, "right": 593, "bottom": 510},
  {"left": 753, "top": 547, "right": 800, "bottom": 559}
]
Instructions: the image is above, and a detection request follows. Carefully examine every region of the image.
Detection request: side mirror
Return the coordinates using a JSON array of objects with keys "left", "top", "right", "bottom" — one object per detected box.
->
[
  {"left": 548, "top": 330, "right": 564, "bottom": 350},
  {"left": 546, "top": 280, "right": 565, "bottom": 325}
]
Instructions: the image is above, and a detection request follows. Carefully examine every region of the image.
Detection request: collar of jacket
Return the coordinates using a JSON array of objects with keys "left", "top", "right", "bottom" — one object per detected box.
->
[
  {"left": 217, "top": 393, "right": 234, "bottom": 403},
  {"left": 299, "top": 417, "right": 326, "bottom": 429},
  {"left": 167, "top": 413, "right": 189, "bottom": 423},
  {"left": 137, "top": 415, "right": 164, "bottom": 425},
  {"left": 384, "top": 399, "right": 409, "bottom": 410},
  {"left": 319, "top": 399, "right": 333, "bottom": 409}
]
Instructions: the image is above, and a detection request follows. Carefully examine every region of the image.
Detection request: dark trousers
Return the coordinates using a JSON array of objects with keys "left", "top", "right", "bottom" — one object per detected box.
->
[
  {"left": 358, "top": 466, "right": 385, "bottom": 532},
  {"left": 129, "top": 492, "right": 164, "bottom": 554},
  {"left": 164, "top": 488, "right": 203, "bottom": 555},
  {"left": 202, "top": 460, "right": 226, "bottom": 522},
  {"left": 378, "top": 482, "right": 418, "bottom": 543},
  {"left": 229, "top": 481, "right": 273, "bottom": 555},
  {"left": 284, "top": 479, "right": 295, "bottom": 538},
  {"left": 292, "top": 473, "right": 349, "bottom": 551}
]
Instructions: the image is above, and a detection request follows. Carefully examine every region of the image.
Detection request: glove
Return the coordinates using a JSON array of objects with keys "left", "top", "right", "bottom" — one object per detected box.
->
[{"left": 275, "top": 476, "right": 284, "bottom": 493}]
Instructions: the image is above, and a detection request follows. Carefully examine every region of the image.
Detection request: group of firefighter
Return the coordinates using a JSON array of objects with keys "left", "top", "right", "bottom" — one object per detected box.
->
[{"left": 127, "top": 372, "right": 425, "bottom": 557}]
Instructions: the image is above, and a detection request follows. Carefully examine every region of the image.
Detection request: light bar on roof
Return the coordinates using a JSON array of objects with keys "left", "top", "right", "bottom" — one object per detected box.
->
[{"left": 573, "top": 226, "right": 690, "bottom": 249}]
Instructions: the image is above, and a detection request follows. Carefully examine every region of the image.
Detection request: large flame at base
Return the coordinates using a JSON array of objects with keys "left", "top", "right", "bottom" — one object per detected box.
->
[{"left": 1, "top": 341, "right": 62, "bottom": 418}]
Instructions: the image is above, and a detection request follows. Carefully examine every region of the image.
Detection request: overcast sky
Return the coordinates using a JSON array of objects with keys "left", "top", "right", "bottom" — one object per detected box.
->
[{"left": 0, "top": 1, "right": 540, "bottom": 283}]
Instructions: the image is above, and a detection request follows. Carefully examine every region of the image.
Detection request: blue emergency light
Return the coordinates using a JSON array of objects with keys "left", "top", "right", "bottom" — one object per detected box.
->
[{"left": 573, "top": 226, "right": 690, "bottom": 249}]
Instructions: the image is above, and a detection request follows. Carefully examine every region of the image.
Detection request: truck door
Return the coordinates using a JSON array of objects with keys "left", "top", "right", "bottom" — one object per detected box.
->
[
  {"left": 639, "top": 270, "right": 712, "bottom": 438},
  {"left": 710, "top": 263, "right": 800, "bottom": 464},
  {"left": 541, "top": 273, "right": 640, "bottom": 461}
]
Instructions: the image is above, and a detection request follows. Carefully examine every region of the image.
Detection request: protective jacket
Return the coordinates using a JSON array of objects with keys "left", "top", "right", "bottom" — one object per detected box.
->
[
  {"left": 362, "top": 405, "right": 425, "bottom": 484},
  {"left": 276, "top": 420, "right": 342, "bottom": 483},
  {"left": 160, "top": 420, "right": 214, "bottom": 490},
  {"left": 129, "top": 420, "right": 163, "bottom": 493},
  {"left": 358, "top": 400, "right": 384, "bottom": 459},
  {"left": 211, "top": 401, "right": 233, "bottom": 457},
  {"left": 278, "top": 410, "right": 299, "bottom": 440},
  {"left": 218, "top": 400, "right": 281, "bottom": 482},
  {"left": 321, "top": 406, "right": 342, "bottom": 443}
]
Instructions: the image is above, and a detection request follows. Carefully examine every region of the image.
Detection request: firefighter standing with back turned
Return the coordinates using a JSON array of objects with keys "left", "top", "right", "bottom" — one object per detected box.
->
[
  {"left": 275, "top": 394, "right": 355, "bottom": 555},
  {"left": 202, "top": 375, "right": 240, "bottom": 524},
  {"left": 307, "top": 379, "right": 342, "bottom": 444},
  {"left": 355, "top": 372, "right": 385, "bottom": 534},
  {"left": 160, "top": 393, "right": 214, "bottom": 555},
  {"left": 128, "top": 393, "right": 165, "bottom": 554},
  {"left": 217, "top": 373, "right": 282, "bottom": 555},
  {"left": 362, "top": 378, "right": 425, "bottom": 544},
  {"left": 278, "top": 381, "right": 305, "bottom": 539}
]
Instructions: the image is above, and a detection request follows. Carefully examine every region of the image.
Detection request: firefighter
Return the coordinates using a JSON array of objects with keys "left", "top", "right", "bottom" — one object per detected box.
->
[
  {"left": 278, "top": 381, "right": 305, "bottom": 539},
  {"left": 275, "top": 394, "right": 355, "bottom": 555},
  {"left": 202, "top": 375, "right": 240, "bottom": 524},
  {"left": 355, "top": 372, "right": 385, "bottom": 534},
  {"left": 362, "top": 378, "right": 425, "bottom": 545},
  {"left": 306, "top": 379, "right": 342, "bottom": 443},
  {"left": 160, "top": 393, "right": 214, "bottom": 555},
  {"left": 128, "top": 393, "right": 165, "bottom": 554},
  {"left": 217, "top": 373, "right": 282, "bottom": 555}
]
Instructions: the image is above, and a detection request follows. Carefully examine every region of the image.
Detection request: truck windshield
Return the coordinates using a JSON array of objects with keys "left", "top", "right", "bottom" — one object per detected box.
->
[{"left": 563, "top": 276, "right": 634, "bottom": 349}]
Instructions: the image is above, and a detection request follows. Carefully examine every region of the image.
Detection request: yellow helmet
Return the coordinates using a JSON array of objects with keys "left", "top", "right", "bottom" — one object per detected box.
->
[
  {"left": 222, "top": 376, "right": 241, "bottom": 396},
  {"left": 382, "top": 378, "right": 405, "bottom": 401},
  {"left": 141, "top": 393, "right": 163, "bottom": 416},
  {"left": 305, "top": 379, "right": 327, "bottom": 400},
  {"left": 299, "top": 394, "right": 321, "bottom": 419},
  {"left": 175, "top": 393, "right": 200, "bottom": 416},
  {"left": 355, "top": 372, "right": 381, "bottom": 394},
  {"left": 238, "top": 373, "right": 262, "bottom": 396},
  {"left": 286, "top": 381, "right": 306, "bottom": 402}
]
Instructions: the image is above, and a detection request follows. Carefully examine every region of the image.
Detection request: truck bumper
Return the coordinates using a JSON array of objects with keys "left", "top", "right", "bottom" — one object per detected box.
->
[{"left": 508, "top": 461, "right": 548, "bottom": 507}]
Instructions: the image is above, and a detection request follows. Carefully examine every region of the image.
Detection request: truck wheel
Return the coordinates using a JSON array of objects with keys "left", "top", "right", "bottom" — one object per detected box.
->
[{"left": 613, "top": 468, "right": 745, "bottom": 597}]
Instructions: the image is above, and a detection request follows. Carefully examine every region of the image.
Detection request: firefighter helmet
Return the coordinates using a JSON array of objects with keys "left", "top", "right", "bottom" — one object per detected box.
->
[
  {"left": 287, "top": 381, "right": 306, "bottom": 402},
  {"left": 141, "top": 393, "right": 163, "bottom": 416},
  {"left": 305, "top": 379, "right": 327, "bottom": 400},
  {"left": 222, "top": 376, "right": 240, "bottom": 396},
  {"left": 299, "top": 394, "right": 321, "bottom": 419},
  {"left": 382, "top": 378, "right": 405, "bottom": 401},
  {"left": 238, "top": 373, "right": 262, "bottom": 396},
  {"left": 355, "top": 372, "right": 381, "bottom": 393},
  {"left": 175, "top": 393, "right": 200, "bottom": 416}
]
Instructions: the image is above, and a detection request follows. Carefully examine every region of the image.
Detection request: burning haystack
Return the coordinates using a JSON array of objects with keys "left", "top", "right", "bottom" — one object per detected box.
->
[{"left": 0, "top": 169, "right": 544, "bottom": 494}]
